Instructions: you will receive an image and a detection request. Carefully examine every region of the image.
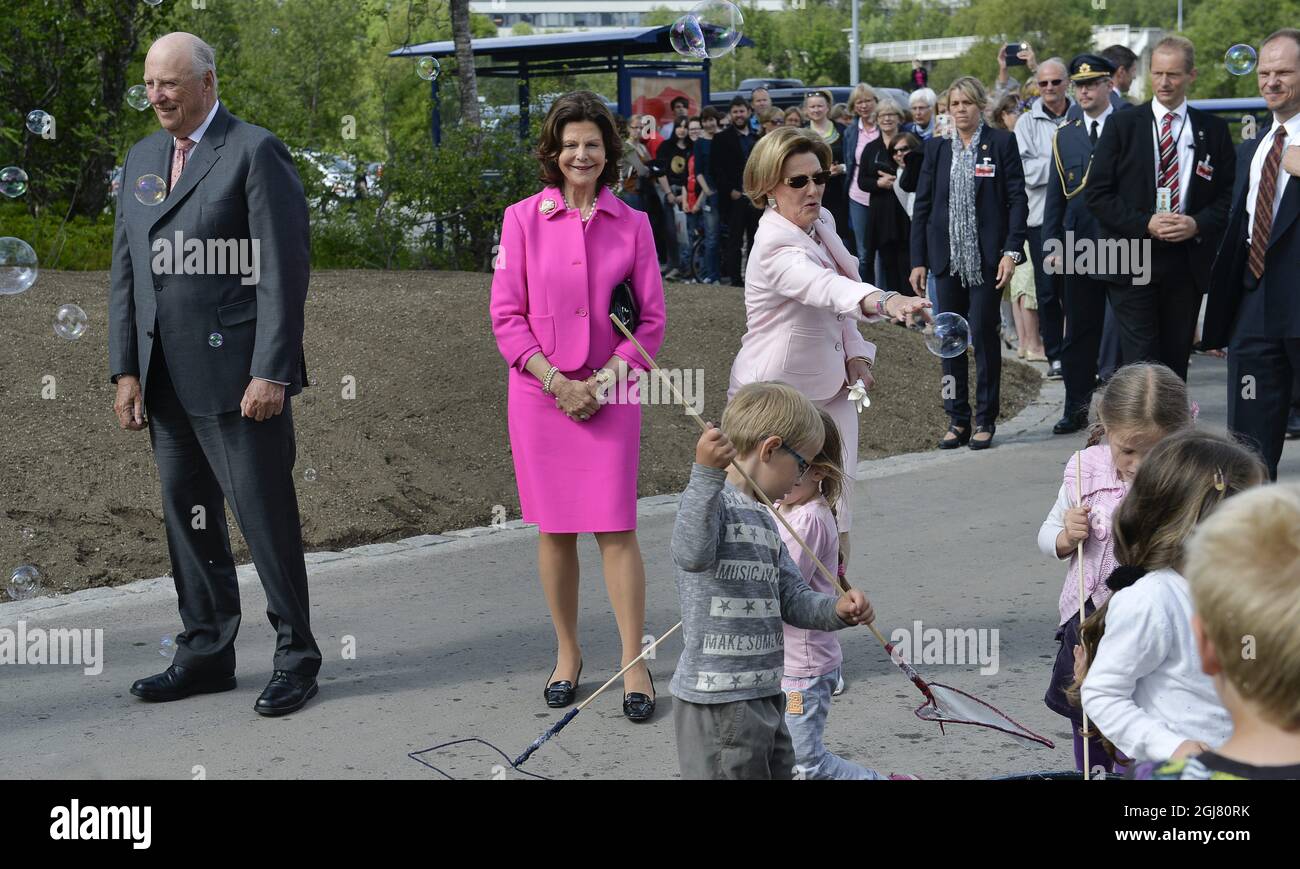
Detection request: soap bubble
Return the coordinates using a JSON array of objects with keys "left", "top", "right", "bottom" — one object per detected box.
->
[
  {"left": 670, "top": 15, "right": 707, "bottom": 59},
  {"left": 20, "top": 528, "right": 35, "bottom": 541},
  {"left": 142, "top": 0, "right": 164, "bottom": 6},
  {"left": 0, "top": 237, "right": 39, "bottom": 295},
  {"left": 688, "top": 1, "right": 744, "bottom": 59},
  {"left": 925, "top": 311, "right": 971, "bottom": 359},
  {"left": 160, "top": 636, "right": 176, "bottom": 658},
  {"left": 416, "top": 56, "right": 441, "bottom": 81},
  {"left": 25, "top": 109, "right": 52, "bottom": 135},
  {"left": 7, "top": 565, "right": 41, "bottom": 601},
  {"left": 304, "top": 467, "right": 318, "bottom": 482},
  {"left": 208, "top": 332, "right": 224, "bottom": 348},
  {"left": 271, "top": 26, "right": 281, "bottom": 36},
  {"left": 1224, "top": 44, "right": 1257, "bottom": 76},
  {"left": 126, "top": 84, "right": 150, "bottom": 111},
  {"left": 54, "top": 304, "right": 89, "bottom": 341},
  {"left": 1, "top": 166, "right": 29, "bottom": 198},
  {"left": 134, "top": 173, "right": 167, "bottom": 206}
]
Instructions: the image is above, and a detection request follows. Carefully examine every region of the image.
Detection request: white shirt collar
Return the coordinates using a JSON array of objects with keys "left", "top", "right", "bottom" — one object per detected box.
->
[
  {"left": 176, "top": 99, "right": 220, "bottom": 145},
  {"left": 1086, "top": 103, "right": 1114, "bottom": 128},
  {"left": 1152, "top": 97, "right": 1187, "bottom": 120},
  {"left": 1270, "top": 111, "right": 1300, "bottom": 141}
]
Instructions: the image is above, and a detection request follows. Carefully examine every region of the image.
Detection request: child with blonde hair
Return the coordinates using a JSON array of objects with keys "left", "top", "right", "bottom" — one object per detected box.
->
[
  {"left": 1038, "top": 363, "right": 1193, "bottom": 771},
  {"left": 671, "top": 382, "right": 875, "bottom": 779},
  {"left": 1075, "top": 430, "right": 1267, "bottom": 763},
  {"left": 1127, "top": 483, "right": 1300, "bottom": 779}
]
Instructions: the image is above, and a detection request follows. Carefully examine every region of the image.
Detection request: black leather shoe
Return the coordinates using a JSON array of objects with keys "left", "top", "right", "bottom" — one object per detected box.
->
[
  {"left": 623, "top": 669, "right": 656, "bottom": 722},
  {"left": 1047, "top": 360, "right": 1063, "bottom": 380},
  {"left": 254, "top": 670, "right": 318, "bottom": 717},
  {"left": 969, "top": 424, "right": 996, "bottom": 450},
  {"left": 130, "top": 664, "right": 236, "bottom": 702},
  {"left": 1053, "top": 409, "right": 1089, "bottom": 435},
  {"left": 938, "top": 424, "right": 970, "bottom": 449},
  {"left": 544, "top": 660, "right": 582, "bottom": 708}
]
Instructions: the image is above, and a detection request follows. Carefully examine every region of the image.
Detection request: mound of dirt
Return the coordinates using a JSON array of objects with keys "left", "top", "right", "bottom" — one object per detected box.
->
[{"left": 0, "top": 270, "right": 1041, "bottom": 594}]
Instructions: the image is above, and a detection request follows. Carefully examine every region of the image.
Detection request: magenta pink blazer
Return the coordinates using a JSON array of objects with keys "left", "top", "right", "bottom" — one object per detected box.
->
[{"left": 490, "top": 186, "right": 666, "bottom": 375}]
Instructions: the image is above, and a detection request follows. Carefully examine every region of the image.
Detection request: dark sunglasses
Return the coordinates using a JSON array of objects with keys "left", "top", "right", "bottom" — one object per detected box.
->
[
  {"left": 783, "top": 171, "right": 833, "bottom": 189},
  {"left": 890, "top": 146, "right": 911, "bottom": 155},
  {"left": 779, "top": 443, "right": 810, "bottom": 480},
  {"left": 1038, "top": 79, "right": 1064, "bottom": 87}
]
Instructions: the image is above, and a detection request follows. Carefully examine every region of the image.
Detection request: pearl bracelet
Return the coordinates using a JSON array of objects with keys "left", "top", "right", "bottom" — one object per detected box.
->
[{"left": 541, "top": 366, "right": 559, "bottom": 394}]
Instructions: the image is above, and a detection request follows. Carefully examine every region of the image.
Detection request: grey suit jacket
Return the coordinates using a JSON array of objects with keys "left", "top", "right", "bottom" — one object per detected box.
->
[{"left": 108, "top": 103, "right": 310, "bottom": 416}]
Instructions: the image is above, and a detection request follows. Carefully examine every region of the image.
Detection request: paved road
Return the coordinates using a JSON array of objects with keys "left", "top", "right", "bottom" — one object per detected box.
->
[{"left": 2, "top": 355, "right": 1295, "bottom": 779}]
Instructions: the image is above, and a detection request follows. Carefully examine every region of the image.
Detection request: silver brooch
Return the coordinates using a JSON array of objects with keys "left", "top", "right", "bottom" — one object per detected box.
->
[{"left": 539, "top": 198, "right": 556, "bottom": 214}]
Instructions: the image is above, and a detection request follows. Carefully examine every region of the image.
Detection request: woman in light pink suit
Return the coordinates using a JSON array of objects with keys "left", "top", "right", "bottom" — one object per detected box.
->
[
  {"left": 729, "top": 127, "right": 929, "bottom": 559},
  {"left": 490, "top": 93, "right": 666, "bottom": 721}
]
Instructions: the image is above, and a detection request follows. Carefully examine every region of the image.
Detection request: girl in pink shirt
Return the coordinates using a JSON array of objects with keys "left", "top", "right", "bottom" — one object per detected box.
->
[
  {"left": 775, "top": 410, "right": 913, "bottom": 779},
  {"left": 1037, "top": 363, "right": 1193, "bottom": 771}
]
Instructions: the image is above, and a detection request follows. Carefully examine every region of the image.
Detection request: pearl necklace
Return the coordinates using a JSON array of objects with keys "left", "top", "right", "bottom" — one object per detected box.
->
[{"left": 562, "top": 191, "right": 596, "bottom": 223}]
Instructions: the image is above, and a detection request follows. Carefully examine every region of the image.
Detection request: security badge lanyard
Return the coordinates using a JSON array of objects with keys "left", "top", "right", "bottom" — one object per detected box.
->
[
  {"left": 1152, "top": 109, "right": 1193, "bottom": 214},
  {"left": 974, "top": 142, "right": 995, "bottom": 178}
]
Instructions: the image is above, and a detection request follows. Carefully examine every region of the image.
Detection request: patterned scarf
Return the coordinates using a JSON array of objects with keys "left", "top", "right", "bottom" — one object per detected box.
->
[{"left": 948, "top": 124, "right": 983, "bottom": 287}]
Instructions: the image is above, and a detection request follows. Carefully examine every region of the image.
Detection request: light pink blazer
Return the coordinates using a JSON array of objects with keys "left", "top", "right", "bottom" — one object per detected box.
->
[
  {"left": 728, "top": 206, "right": 882, "bottom": 401},
  {"left": 490, "top": 185, "right": 666, "bottom": 375}
]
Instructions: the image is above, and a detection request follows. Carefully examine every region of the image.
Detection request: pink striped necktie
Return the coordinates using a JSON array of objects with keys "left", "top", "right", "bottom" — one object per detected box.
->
[
  {"left": 1158, "top": 112, "right": 1180, "bottom": 213},
  {"left": 170, "top": 137, "right": 195, "bottom": 191}
]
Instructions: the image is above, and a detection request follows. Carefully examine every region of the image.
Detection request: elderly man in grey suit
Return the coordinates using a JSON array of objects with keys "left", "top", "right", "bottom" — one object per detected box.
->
[{"left": 109, "top": 32, "right": 321, "bottom": 715}]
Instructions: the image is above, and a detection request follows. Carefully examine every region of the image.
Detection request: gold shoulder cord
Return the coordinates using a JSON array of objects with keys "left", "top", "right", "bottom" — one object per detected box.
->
[{"left": 1052, "top": 125, "right": 1092, "bottom": 200}]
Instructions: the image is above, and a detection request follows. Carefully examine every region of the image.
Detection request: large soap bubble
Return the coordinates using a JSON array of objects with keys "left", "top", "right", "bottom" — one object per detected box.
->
[
  {"left": 925, "top": 312, "right": 971, "bottom": 359},
  {"left": 1224, "top": 44, "right": 1257, "bottom": 76},
  {"left": 126, "top": 84, "right": 151, "bottom": 111},
  {"left": 1, "top": 166, "right": 29, "bottom": 198},
  {"left": 0, "top": 237, "right": 39, "bottom": 295},
  {"left": 134, "top": 174, "right": 167, "bottom": 206}
]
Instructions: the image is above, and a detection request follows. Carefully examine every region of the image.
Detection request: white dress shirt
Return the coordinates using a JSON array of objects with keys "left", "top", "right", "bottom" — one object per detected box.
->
[
  {"left": 1080, "top": 567, "right": 1233, "bottom": 761},
  {"left": 1245, "top": 111, "right": 1300, "bottom": 244},
  {"left": 1083, "top": 102, "right": 1114, "bottom": 144},
  {"left": 1150, "top": 99, "right": 1196, "bottom": 214}
]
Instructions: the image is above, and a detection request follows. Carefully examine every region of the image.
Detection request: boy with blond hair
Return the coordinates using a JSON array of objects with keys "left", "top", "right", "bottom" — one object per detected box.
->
[{"left": 670, "top": 382, "right": 874, "bottom": 779}]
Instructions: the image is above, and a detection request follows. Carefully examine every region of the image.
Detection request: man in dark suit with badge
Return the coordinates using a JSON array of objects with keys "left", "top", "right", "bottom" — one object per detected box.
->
[
  {"left": 1203, "top": 28, "right": 1300, "bottom": 479},
  {"left": 1085, "top": 35, "right": 1236, "bottom": 381},
  {"left": 1044, "top": 55, "right": 1120, "bottom": 433}
]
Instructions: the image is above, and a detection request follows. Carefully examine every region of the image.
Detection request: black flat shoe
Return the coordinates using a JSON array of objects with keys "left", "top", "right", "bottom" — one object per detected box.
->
[
  {"left": 130, "top": 664, "right": 236, "bottom": 702},
  {"left": 544, "top": 660, "right": 582, "bottom": 708},
  {"left": 1053, "top": 410, "right": 1089, "bottom": 435},
  {"left": 938, "top": 424, "right": 970, "bottom": 449},
  {"left": 623, "top": 668, "right": 656, "bottom": 722},
  {"left": 254, "top": 670, "right": 319, "bottom": 717},
  {"left": 969, "top": 424, "right": 996, "bottom": 450}
]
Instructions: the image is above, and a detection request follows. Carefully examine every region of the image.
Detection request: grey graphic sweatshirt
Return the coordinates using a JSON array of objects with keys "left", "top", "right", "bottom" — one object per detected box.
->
[{"left": 669, "top": 463, "right": 851, "bottom": 705}]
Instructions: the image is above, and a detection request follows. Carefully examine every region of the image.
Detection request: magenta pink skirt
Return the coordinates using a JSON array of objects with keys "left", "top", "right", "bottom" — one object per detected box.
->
[{"left": 507, "top": 366, "right": 642, "bottom": 533}]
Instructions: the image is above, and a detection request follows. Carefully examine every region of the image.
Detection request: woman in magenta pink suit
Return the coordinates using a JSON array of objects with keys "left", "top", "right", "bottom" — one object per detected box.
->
[{"left": 490, "top": 92, "right": 666, "bottom": 721}]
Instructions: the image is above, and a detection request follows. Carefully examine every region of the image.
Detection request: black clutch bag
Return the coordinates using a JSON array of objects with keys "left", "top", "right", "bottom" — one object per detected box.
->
[{"left": 610, "top": 280, "right": 638, "bottom": 333}]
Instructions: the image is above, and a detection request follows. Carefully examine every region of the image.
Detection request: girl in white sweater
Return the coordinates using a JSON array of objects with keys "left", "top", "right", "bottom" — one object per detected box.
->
[{"left": 1074, "top": 431, "right": 1268, "bottom": 764}]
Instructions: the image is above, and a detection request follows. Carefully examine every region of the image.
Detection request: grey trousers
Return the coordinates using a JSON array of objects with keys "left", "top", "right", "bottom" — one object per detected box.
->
[{"left": 674, "top": 694, "right": 796, "bottom": 780}]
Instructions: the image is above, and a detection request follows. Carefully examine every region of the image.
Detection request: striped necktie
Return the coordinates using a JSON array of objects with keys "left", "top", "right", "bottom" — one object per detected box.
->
[
  {"left": 1248, "top": 127, "right": 1287, "bottom": 280},
  {"left": 1158, "top": 112, "right": 1180, "bottom": 213}
]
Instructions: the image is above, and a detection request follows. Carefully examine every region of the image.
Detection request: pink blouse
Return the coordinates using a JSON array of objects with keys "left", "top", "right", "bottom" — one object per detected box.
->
[{"left": 848, "top": 119, "right": 879, "bottom": 208}]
